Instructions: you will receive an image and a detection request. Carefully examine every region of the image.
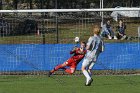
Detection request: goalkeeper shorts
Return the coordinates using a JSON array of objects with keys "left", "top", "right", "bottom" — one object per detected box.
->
[{"left": 65, "top": 58, "right": 77, "bottom": 69}]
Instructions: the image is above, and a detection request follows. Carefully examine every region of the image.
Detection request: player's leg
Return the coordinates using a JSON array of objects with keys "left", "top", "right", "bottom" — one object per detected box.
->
[
  {"left": 65, "top": 62, "right": 76, "bottom": 74},
  {"left": 65, "top": 67, "right": 76, "bottom": 74},
  {"left": 81, "top": 58, "right": 92, "bottom": 86},
  {"left": 85, "top": 62, "right": 95, "bottom": 86},
  {"left": 87, "top": 55, "right": 98, "bottom": 76},
  {"left": 87, "top": 61, "right": 95, "bottom": 76},
  {"left": 51, "top": 62, "right": 67, "bottom": 73},
  {"left": 106, "top": 30, "right": 112, "bottom": 39},
  {"left": 48, "top": 62, "right": 67, "bottom": 77}
]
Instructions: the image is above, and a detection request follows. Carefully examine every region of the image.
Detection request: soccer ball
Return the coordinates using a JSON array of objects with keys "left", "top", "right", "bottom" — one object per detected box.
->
[{"left": 74, "top": 37, "right": 80, "bottom": 43}]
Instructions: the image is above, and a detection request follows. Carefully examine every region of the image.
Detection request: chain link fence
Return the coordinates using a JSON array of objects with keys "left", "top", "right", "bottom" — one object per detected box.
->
[{"left": 0, "top": 0, "right": 140, "bottom": 10}]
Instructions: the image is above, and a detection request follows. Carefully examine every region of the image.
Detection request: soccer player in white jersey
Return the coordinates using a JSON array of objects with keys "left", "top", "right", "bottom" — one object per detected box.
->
[{"left": 82, "top": 25, "right": 104, "bottom": 86}]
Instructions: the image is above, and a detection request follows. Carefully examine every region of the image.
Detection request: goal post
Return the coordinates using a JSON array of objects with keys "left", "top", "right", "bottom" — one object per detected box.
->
[{"left": 0, "top": 8, "right": 140, "bottom": 75}]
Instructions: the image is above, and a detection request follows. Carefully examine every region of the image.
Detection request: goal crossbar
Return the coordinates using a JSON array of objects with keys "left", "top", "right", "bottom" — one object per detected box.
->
[{"left": 0, "top": 8, "right": 140, "bottom": 13}]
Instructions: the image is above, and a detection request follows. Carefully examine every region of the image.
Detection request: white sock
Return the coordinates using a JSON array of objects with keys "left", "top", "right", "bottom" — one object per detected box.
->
[
  {"left": 88, "top": 62, "right": 95, "bottom": 76},
  {"left": 88, "top": 70, "right": 92, "bottom": 77},
  {"left": 83, "top": 70, "right": 91, "bottom": 83}
]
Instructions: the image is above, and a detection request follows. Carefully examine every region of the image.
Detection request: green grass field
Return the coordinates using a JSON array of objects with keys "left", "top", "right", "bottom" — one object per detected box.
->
[{"left": 0, "top": 75, "right": 140, "bottom": 93}]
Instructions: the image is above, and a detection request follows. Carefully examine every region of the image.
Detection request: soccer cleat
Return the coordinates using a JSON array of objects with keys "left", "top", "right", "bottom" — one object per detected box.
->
[
  {"left": 108, "top": 36, "right": 112, "bottom": 39},
  {"left": 48, "top": 71, "right": 52, "bottom": 77},
  {"left": 114, "top": 36, "right": 118, "bottom": 40},
  {"left": 88, "top": 78, "right": 93, "bottom": 86},
  {"left": 85, "top": 78, "right": 93, "bottom": 86},
  {"left": 48, "top": 67, "right": 56, "bottom": 77}
]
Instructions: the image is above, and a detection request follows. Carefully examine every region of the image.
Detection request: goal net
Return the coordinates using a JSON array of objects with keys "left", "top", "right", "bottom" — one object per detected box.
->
[{"left": 0, "top": 8, "right": 140, "bottom": 75}]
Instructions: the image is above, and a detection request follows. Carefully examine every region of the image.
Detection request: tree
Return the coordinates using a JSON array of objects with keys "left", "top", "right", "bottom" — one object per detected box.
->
[
  {"left": 13, "top": 0, "right": 18, "bottom": 9},
  {"left": 0, "top": 0, "right": 2, "bottom": 10},
  {"left": 29, "top": 0, "right": 32, "bottom": 9}
]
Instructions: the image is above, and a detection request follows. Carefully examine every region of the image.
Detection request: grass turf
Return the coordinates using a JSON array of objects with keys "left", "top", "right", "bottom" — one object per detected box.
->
[{"left": 0, "top": 75, "right": 140, "bottom": 93}]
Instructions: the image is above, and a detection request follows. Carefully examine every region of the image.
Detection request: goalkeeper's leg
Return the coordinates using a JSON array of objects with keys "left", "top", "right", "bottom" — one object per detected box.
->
[
  {"left": 65, "top": 68, "right": 75, "bottom": 74},
  {"left": 48, "top": 63, "right": 67, "bottom": 77},
  {"left": 48, "top": 58, "right": 77, "bottom": 77},
  {"left": 64, "top": 61, "right": 76, "bottom": 74},
  {"left": 65, "top": 61, "right": 76, "bottom": 74}
]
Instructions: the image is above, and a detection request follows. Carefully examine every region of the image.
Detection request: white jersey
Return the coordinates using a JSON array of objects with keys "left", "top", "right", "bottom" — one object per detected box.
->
[{"left": 86, "top": 34, "right": 104, "bottom": 61}]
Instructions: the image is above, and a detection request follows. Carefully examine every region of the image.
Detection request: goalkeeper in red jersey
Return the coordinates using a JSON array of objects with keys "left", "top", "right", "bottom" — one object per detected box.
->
[{"left": 48, "top": 42, "right": 86, "bottom": 77}]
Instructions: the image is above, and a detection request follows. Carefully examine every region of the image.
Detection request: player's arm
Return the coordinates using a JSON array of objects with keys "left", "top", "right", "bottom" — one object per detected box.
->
[
  {"left": 101, "top": 40, "right": 104, "bottom": 52},
  {"left": 86, "top": 37, "right": 93, "bottom": 51},
  {"left": 86, "top": 45, "right": 90, "bottom": 51},
  {"left": 118, "top": 31, "right": 123, "bottom": 36},
  {"left": 77, "top": 48, "right": 86, "bottom": 55},
  {"left": 70, "top": 46, "right": 77, "bottom": 54}
]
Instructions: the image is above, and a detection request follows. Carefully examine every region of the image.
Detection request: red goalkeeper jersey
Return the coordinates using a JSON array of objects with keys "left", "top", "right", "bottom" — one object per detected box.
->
[{"left": 70, "top": 48, "right": 86, "bottom": 63}]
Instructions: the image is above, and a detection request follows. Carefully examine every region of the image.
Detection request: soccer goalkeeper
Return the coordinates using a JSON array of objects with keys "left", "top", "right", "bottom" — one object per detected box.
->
[{"left": 48, "top": 42, "right": 86, "bottom": 77}]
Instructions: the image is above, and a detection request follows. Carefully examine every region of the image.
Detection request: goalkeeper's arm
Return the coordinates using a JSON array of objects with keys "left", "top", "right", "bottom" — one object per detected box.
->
[
  {"left": 70, "top": 47, "right": 77, "bottom": 54},
  {"left": 77, "top": 48, "right": 86, "bottom": 55}
]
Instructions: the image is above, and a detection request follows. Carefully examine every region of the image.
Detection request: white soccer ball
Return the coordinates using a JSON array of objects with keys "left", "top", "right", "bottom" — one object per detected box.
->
[{"left": 74, "top": 37, "right": 80, "bottom": 43}]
